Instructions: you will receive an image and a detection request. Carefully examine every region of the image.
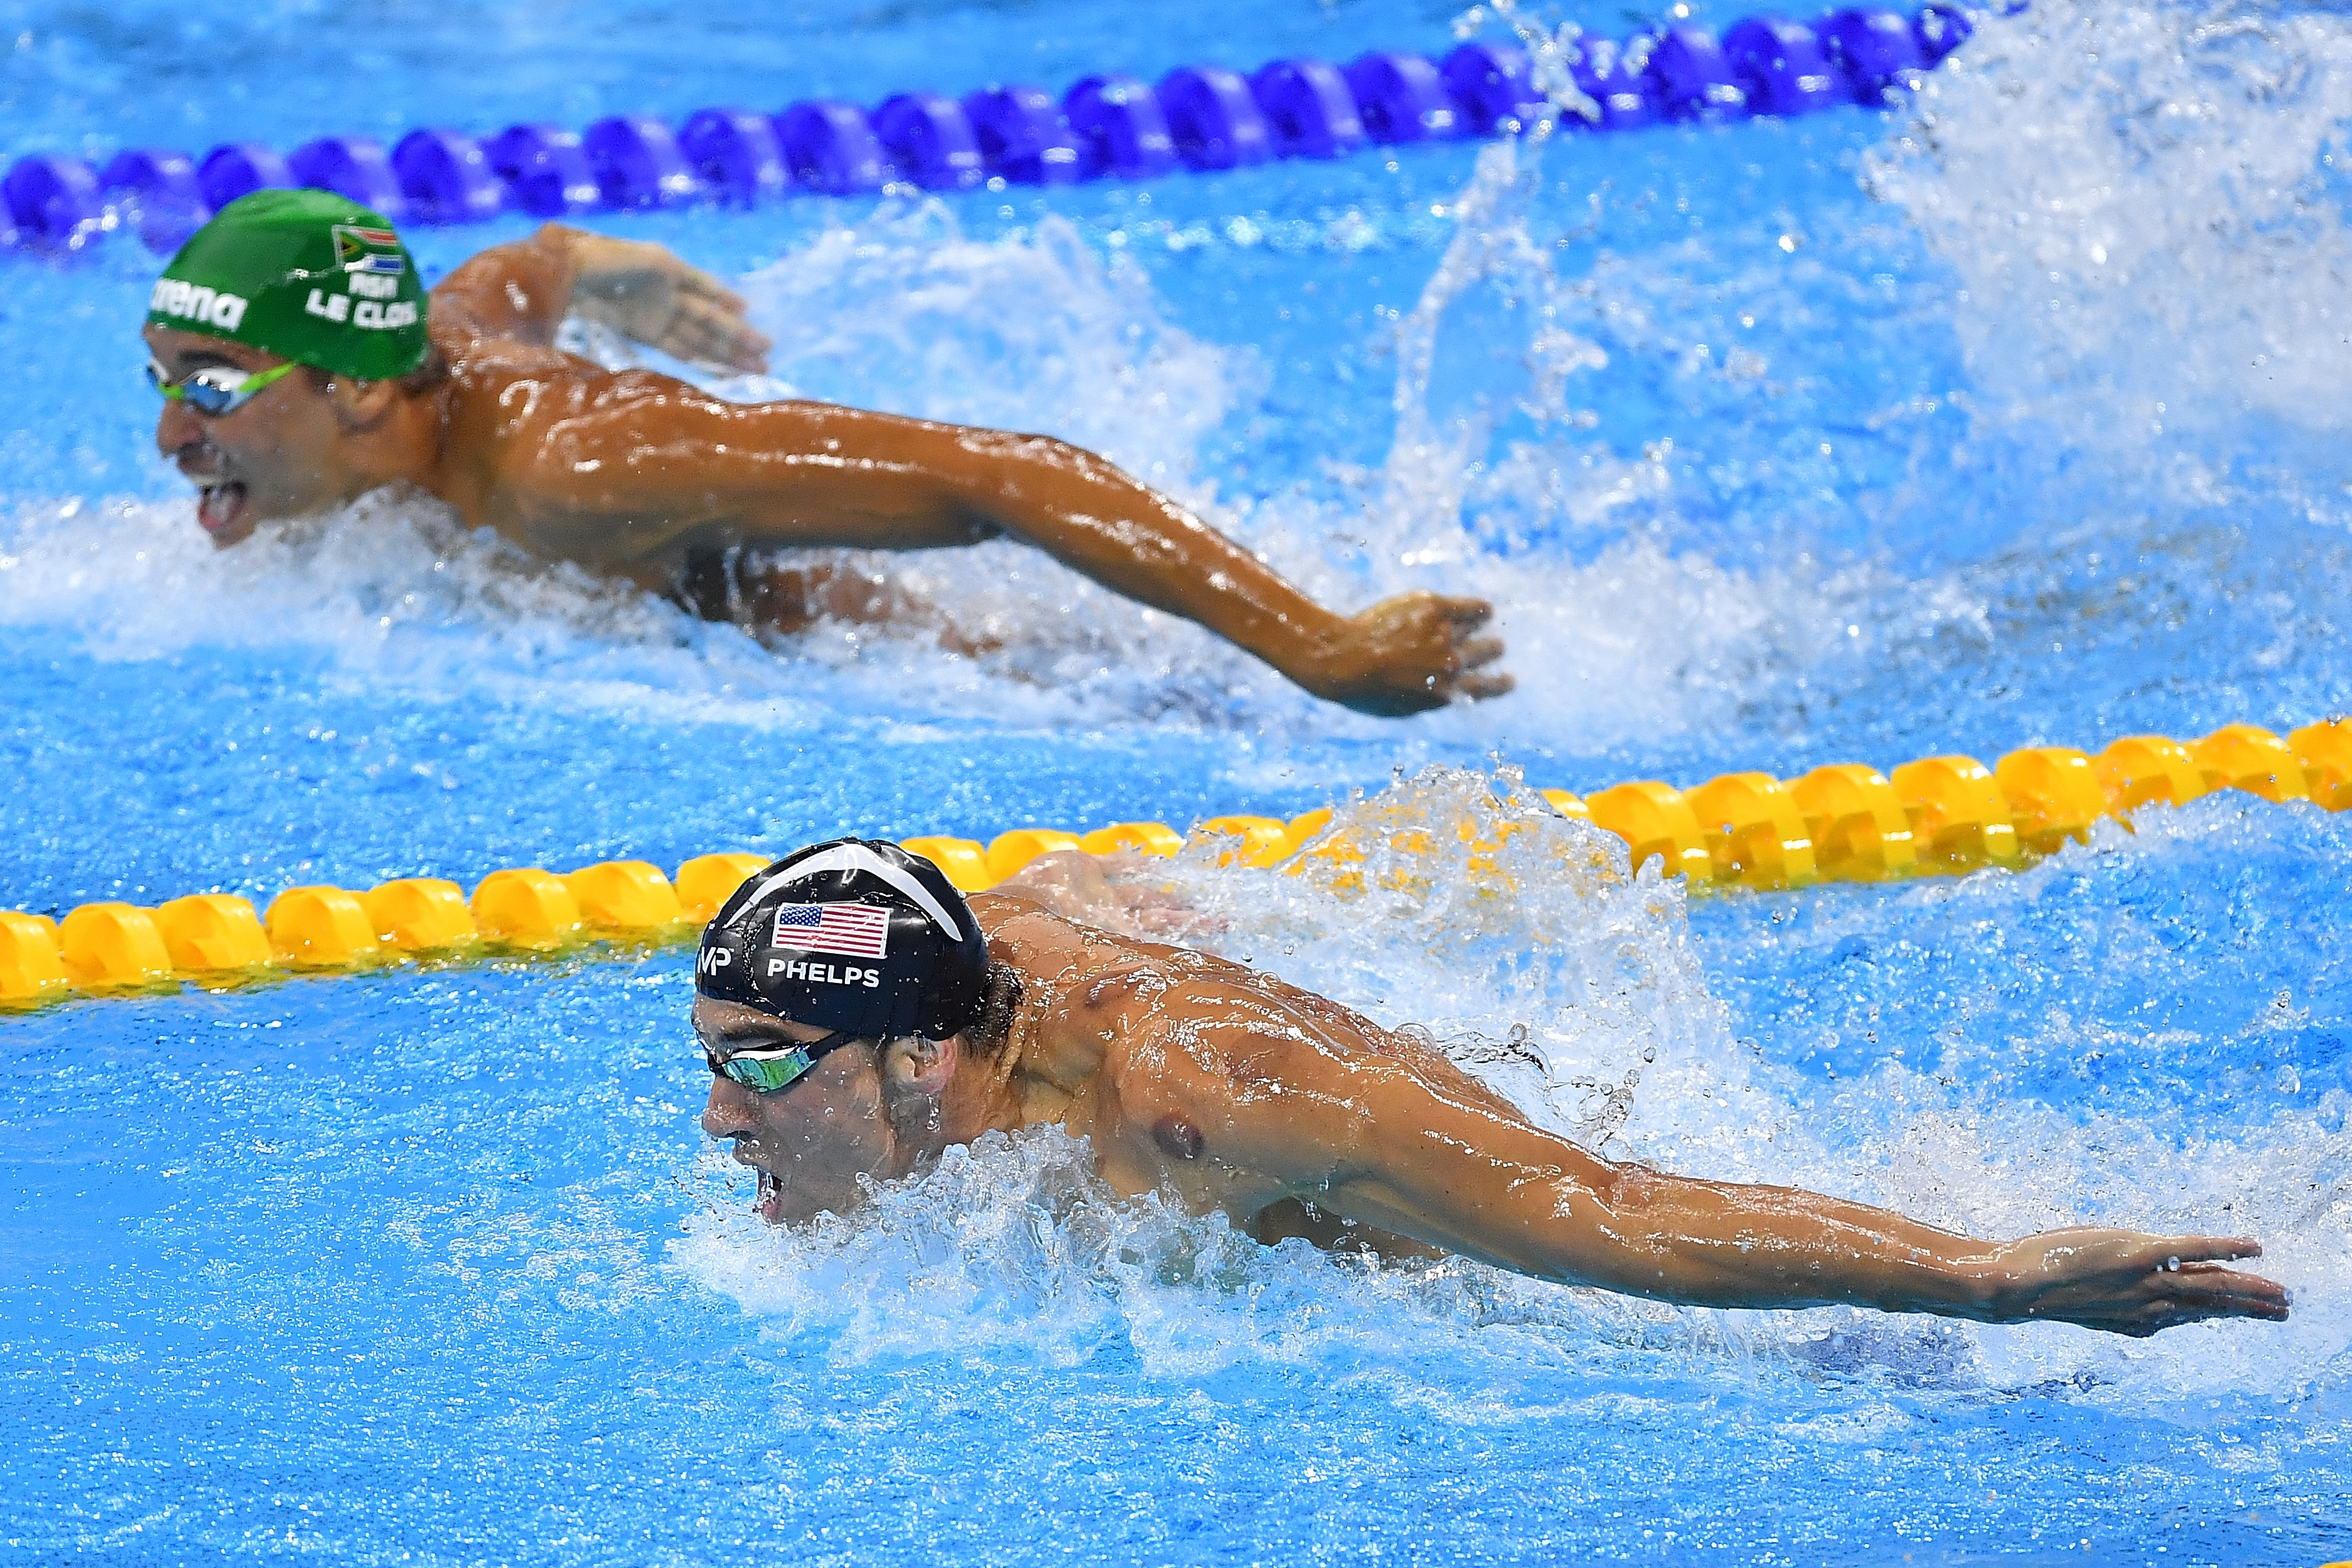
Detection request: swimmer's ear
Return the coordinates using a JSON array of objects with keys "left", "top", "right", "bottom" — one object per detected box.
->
[
  {"left": 319, "top": 372, "right": 403, "bottom": 432},
  {"left": 882, "top": 1033, "right": 960, "bottom": 1096}
]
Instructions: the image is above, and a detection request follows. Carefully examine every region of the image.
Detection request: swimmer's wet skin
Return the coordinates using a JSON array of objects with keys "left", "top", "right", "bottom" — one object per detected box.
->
[
  {"left": 140, "top": 191, "right": 1508, "bottom": 716},
  {"left": 698, "top": 840, "right": 2291, "bottom": 1338}
]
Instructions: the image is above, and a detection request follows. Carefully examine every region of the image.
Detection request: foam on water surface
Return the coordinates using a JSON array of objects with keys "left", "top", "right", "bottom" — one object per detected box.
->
[{"left": 1870, "top": 0, "right": 2352, "bottom": 468}]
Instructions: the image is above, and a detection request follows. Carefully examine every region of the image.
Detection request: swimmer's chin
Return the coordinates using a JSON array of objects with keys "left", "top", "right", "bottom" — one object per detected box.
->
[{"left": 750, "top": 1166, "right": 866, "bottom": 1228}]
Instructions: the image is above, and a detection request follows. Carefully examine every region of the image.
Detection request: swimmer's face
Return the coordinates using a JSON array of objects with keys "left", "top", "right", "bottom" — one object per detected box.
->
[
  {"left": 144, "top": 325, "right": 361, "bottom": 548},
  {"left": 695, "top": 997, "right": 924, "bottom": 1225}
]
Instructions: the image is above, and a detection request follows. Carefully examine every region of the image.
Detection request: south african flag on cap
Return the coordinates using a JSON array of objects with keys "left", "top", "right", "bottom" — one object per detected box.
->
[{"left": 334, "top": 224, "right": 406, "bottom": 275}]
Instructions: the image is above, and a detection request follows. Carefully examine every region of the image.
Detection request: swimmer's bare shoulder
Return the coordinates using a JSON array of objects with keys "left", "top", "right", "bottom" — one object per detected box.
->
[
  {"left": 426, "top": 337, "right": 1014, "bottom": 578},
  {"left": 971, "top": 895, "right": 1530, "bottom": 1213},
  {"left": 409, "top": 224, "right": 807, "bottom": 569}
]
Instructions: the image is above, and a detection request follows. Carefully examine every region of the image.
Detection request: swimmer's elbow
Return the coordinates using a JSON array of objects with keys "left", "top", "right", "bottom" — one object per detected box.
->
[
  {"left": 934, "top": 500, "right": 1004, "bottom": 546},
  {"left": 952, "top": 427, "right": 1136, "bottom": 492},
  {"left": 1589, "top": 1159, "right": 1648, "bottom": 1213},
  {"left": 952, "top": 424, "right": 1079, "bottom": 463}
]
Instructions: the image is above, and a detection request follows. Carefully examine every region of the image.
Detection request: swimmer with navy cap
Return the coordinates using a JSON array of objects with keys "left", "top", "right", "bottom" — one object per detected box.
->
[
  {"left": 698, "top": 840, "right": 2290, "bottom": 1337},
  {"left": 141, "top": 194, "right": 1506, "bottom": 716}
]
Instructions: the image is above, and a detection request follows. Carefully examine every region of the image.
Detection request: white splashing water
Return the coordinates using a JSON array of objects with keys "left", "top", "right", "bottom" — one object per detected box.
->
[
  {"left": 0, "top": 490, "right": 831, "bottom": 731},
  {"left": 724, "top": 209, "right": 1254, "bottom": 501},
  {"left": 675, "top": 767, "right": 2344, "bottom": 1401},
  {"left": 1866, "top": 0, "right": 2352, "bottom": 478}
]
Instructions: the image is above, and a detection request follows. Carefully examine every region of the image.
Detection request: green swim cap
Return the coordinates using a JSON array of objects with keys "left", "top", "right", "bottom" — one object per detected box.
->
[{"left": 144, "top": 189, "right": 430, "bottom": 382}]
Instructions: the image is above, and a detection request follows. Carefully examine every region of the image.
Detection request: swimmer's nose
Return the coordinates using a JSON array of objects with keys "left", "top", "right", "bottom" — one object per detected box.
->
[
  {"left": 700, "top": 1076, "right": 757, "bottom": 1139},
  {"left": 156, "top": 397, "right": 204, "bottom": 455}
]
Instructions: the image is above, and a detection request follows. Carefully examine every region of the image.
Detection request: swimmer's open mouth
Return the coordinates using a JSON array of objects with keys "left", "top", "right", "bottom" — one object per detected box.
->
[
  {"left": 197, "top": 483, "right": 248, "bottom": 538},
  {"left": 755, "top": 1168, "right": 783, "bottom": 1224}
]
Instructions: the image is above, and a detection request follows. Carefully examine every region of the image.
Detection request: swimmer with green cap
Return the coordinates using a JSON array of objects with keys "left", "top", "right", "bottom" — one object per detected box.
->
[{"left": 143, "top": 190, "right": 1510, "bottom": 716}]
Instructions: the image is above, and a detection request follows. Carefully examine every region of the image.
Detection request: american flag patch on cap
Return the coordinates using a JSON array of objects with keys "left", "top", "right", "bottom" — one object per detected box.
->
[{"left": 772, "top": 903, "right": 890, "bottom": 960}]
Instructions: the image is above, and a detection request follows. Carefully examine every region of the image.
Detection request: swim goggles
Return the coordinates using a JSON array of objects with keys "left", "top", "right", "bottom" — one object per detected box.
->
[
  {"left": 145, "top": 356, "right": 299, "bottom": 416},
  {"left": 704, "top": 1030, "right": 857, "bottom": 1094}
]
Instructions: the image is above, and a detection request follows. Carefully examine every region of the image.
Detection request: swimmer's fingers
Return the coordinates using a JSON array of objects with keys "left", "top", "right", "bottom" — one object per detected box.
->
[
  {"left": 1418, "top": 595, "right": 1505, "bottom": 688},
  {"left": 1440, "top": 620, "right": 1510, "bottom": 704},
  {"left": 671, "top": 260, "right": 750, "bottom": 317},
  {"left": 568, "top": 235, "right": 768, "bottom": 369},
  {"left": 668, "top": 261, "right": 767, "bottom": 367},
  {"left": 1431, "top": 594, "right": 1495, "bottom": 634},
  {"left": 2115, "top": 1263, "right": 2292, "bottom": 1336},
  {"left": 2174, "top": 1260, "right": 2290, "bottom": 1310},
  {"left": 2164, "top": 1234, "right": 2263, "bottom": 1265},
  {"left": 1451, "top": 671, "right": 1516, "bottom": 702},
  {"left": 1313, "top": 592, "right": 1506, "bottom": 715},
  {"left": 666, "top": 295, "right": 773, "bottom": 373},
  {"left": 2150, "top": 1239, "right": 2290, "bottom": 1321},
  {"left": 1455, "top": 634, "right": 1506, "bottom": 673},
  {"left": 2108, "top": 1233, "right": 2266, "bottom": 1274}
]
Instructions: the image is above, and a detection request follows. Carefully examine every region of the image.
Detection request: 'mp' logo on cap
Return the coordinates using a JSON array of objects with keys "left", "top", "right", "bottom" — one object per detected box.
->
[{"left": 333, "top": 224, "right": 406, "bottom": 275}]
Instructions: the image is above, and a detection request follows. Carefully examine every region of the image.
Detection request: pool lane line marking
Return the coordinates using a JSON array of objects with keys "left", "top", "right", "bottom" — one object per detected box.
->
[
  {"left": 2, "top": 719, "right": 2341, "bottom": 1007},
  {"left": 3, "top": 5, "right": 1978, "bottom": 251}
]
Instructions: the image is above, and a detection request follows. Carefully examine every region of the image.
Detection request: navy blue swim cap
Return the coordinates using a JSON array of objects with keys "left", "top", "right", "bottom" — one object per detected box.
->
[{"left": 695, "top": 838, "right": 989, "bottom": 1041}]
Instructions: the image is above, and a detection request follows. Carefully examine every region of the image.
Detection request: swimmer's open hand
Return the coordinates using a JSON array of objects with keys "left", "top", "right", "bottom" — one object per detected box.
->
[
  {"left": 1981, "top": 1229, "right": 2289, "bottom": 1336},
  {"left": 562, "top": 229, "right": 772, "bottom": 373},
  {"left": 1305, "top": 592, "right": 1512, "bottom": 717}
]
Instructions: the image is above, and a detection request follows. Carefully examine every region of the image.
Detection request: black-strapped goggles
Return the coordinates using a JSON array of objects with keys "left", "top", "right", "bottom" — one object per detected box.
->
[{"left": 704, "top": 1030, "right": 859, "bottom": 1095}]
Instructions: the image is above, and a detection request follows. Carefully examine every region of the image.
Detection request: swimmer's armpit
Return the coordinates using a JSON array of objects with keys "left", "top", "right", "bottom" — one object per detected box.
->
[{"left": 1247, "top": 1195, "right": 1446, "bottom": 1265}]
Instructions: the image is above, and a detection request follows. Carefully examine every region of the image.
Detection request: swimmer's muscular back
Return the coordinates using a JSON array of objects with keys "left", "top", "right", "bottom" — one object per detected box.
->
[
  {"left": 411, "top": 225, "right": 1508, "bottom": 714},
  {"left": 974, "top": 885, "right": 2287, "bottom": 1335}
]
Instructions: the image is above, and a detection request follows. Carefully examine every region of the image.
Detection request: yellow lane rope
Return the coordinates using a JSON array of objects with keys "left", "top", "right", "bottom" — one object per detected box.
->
[{"left": 4, "top": 720, "right": 2345, "bottom": 1008}]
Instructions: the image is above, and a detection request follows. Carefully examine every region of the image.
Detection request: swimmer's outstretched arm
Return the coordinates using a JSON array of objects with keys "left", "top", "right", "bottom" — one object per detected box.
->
[
  {"left": 1144, "top": 1002, "right": 2289, "bottom": 1335},
  {"left": 429, "top": 227, "right": 1505, "bottom": 713},
  {"left": 504, "top": 389, "right": 1511, "bottom": 715}
]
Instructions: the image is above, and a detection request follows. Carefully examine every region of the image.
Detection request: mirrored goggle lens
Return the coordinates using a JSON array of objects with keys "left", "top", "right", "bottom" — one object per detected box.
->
[
  {"left": 146, "top": 358, "right": 286, "bottom": 415},
  {"left": 708, "top": 1046, "right": 814, "bottom": 1094},
  {"left": 179, "top": 378, "right": 246, "bottom": 415}
]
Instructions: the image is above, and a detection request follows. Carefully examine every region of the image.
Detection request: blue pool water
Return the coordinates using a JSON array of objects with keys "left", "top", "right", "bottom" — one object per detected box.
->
[{"left": 4, "top": 0, "right": 2351, "bottom": 1560}]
